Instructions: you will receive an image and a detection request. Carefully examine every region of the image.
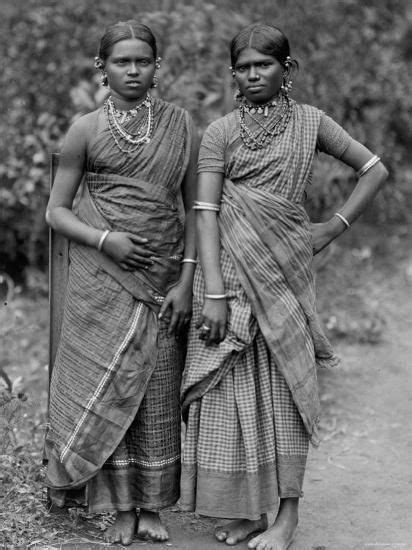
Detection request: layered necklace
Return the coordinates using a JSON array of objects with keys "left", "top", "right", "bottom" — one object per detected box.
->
[
  {"left": 105, "top": 95, "right": 154, "bottom": 153},
  {"left": 238, "top": 92, "right": 293, "bottom": 150}
]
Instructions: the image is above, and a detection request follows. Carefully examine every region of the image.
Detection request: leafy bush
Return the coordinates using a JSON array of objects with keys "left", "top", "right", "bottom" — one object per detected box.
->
[{"left": 1, "top": 0, "right": 411, "bottom": 281}]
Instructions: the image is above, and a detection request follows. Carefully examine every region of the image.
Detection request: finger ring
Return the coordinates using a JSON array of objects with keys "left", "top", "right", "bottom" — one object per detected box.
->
[{"left": 200, "top": 324, "right": 211, "bottom": 332}]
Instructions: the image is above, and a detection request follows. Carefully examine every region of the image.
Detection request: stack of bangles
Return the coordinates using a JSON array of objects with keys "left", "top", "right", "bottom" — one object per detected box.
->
[
  {"left": 193, "top": 200, "right": 221, "bottom": 212},
  {"left": 356, "top": 154, "right": 381, "bottom": 178}
]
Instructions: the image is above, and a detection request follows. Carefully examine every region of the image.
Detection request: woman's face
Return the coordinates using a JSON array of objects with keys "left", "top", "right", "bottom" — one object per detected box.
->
[
  {"left": 104, "top": 38, "right": 156, "bottom": 105},
  {"left": 234, "top": 47, "right": 284, "bottom": 105}
]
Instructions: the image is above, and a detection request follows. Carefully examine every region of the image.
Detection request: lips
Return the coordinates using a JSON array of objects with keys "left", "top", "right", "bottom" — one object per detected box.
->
[
  {"left": 125, "top": 81, "right": 141, "bottom": 86},
  {"left": 247, "top": 85, "right": 264, "bottom": 91}
]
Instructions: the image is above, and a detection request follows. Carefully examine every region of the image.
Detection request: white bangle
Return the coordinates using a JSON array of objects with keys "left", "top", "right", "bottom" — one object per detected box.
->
[
  {"left": 356, "top": 155, "right": 380, "bottom": 178},
  {"left": 333, "top": 212, "right": 351, "bottom": 229},
  {"left": 181, "top": 258, "right": 197, "bottom": 264},
  {"left": 193, "top": 201, "right": 220, "bottom": 212},
  {"left": 97, "top": 229, "right": 110, "bottom": 251},
  {"left": 204, "top": 293, "right": 228, "bottom": 299}
]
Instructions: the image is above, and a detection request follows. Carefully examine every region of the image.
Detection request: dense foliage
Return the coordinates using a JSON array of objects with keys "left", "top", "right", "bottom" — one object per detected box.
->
[{"left": 1, "top": 0, "right": 411, "bottom": 280}]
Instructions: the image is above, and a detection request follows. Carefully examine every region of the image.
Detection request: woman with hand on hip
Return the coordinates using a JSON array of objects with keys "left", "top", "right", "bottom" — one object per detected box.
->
[
  {"left": 180, "top": 23, "right": 387, "bottom": 550},
  {"left": 44, "top": 20, "right": 197, "bottom": 546}
]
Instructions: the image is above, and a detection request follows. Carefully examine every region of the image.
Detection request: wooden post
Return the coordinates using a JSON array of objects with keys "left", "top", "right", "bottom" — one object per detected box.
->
[{"left": 48, "top": 153, "right": 69, "bottom": 385}]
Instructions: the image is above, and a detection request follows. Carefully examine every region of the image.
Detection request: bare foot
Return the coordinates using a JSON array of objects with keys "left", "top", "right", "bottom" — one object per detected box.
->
[
  {"left": 137, "top": 509, "right": 169, "bottom": 542},
  {"left": 104, "top": 510, "right": 137, "bottom": 546},
  {"left": 215, "top": 515, "right": 268, "bottom": 546},
  {"left": 248, "top": 498, "right": 298, "bottom": 550}
]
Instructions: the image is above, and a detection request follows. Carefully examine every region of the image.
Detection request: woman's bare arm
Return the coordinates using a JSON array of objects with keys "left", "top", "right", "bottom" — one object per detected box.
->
[
  {"left": 159, "top": 124, "right": 200, "bottom": 334},
  {"left": 179, "top": 126, "right": 199, "bottom": 285},
  {"left": 46, "top": 113, "right": 153, "bottom": 269},
  {"left": 312, "top": 139, "right": 388, "bottom": 254},
  {"left": 46, "top": 113, "right": 103, "bottom": 248},
  {"left": 195, "top": 172, "right": 227, "bottom": 344}
]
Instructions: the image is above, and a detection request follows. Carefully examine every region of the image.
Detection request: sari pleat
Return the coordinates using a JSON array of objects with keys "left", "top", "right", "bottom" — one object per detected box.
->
[
  {"left": 45, "top": 99, "right": 192, "bottom": 510},
  {"left": 181, "top": 103, "right": 337, "bottom": 519}
]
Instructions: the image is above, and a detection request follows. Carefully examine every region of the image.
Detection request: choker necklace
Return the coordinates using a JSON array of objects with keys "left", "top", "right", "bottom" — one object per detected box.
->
[
  {"left": 105, "top": 95, "right": 154, "bottom": 153},
  {"left": 238, "top": 93, "right": 292, "bottom": 150},
  {"left": 240, "top": 98, "right": 279, "bottom": 118},
  {"left": 111, "top": 96, "right": 150, "bottom": 124}
]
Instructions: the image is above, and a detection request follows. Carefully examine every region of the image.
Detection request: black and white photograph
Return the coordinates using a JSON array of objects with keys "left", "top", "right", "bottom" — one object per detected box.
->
[{"left": 1, "top": 1, "right": 411, "bottom": 548}]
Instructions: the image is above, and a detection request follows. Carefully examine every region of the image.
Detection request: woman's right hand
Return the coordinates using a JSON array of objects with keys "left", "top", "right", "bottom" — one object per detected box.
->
[
  {"left": 102, "top": 232, "right": 155, "bottom": 271},
  {"left": 196, "top": 298, "right": 227, "bottom": 346}
]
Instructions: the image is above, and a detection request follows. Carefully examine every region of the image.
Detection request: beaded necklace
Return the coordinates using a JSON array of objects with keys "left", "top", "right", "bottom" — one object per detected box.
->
[
  {"left": 238, "top": 92, "right": 292, "bottom": 150},
  {"left": 105, "top": 95, "right": 154, "bottom": 153}
]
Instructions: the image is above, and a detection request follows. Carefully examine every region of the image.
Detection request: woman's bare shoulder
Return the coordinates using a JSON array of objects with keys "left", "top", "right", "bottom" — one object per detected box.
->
[
  {"left": 61, "top": 108, "right": 102, "bottom": 151},
  {"left": 68, "top": 108, "right": 101, "bottom": 134}
]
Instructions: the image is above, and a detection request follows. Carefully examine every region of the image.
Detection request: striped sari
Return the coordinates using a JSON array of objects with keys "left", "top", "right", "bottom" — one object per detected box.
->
[
  {"left": 44, "top": 98, "right": 193, "bottom": 512},
  {"left": 181, "top": 102, "right": 338, "bottom": 520}
]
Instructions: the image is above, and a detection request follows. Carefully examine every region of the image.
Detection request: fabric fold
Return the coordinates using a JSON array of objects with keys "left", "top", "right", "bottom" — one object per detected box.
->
[
  {"left": 182, "top": 105, "right": 338, "bottom": 445},
  {"left": 219, "top": 179, "right": 338, "bottom": 442},
  {"left": 45, "top": 98, "right": 192, "bottom": 491}
]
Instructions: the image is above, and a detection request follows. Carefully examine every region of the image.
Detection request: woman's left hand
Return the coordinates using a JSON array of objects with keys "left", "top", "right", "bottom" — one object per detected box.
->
[
  {"left": 158, "top": 281, "right": 192, "bottom": 336},
  {"left": 311, "top": 221, "right": 339, "bottom": 255}
]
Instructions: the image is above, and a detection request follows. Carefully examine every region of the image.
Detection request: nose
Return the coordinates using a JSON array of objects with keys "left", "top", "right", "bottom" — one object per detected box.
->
[
  {"left": 248, "top": 65, "right": 259, "bottom": 81},
  {"left": 127, "top": 63, "right": 139, "bottom": 75}
]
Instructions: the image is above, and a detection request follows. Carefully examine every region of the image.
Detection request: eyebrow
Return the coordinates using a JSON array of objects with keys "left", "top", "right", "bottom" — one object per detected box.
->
[
  {"left": 111, "top": 55, "right": 153, "bottom": 61},
  {"left": 236, "top": 58, "right": 274, "bottom": 66}
]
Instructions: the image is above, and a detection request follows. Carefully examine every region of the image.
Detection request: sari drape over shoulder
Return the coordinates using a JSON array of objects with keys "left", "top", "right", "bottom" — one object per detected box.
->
[
  {"left": 45, "top": 99, "right": 192, "bottom": 491},
  {"left": 181, "top": 103, "right": 339, "bottom": 519},
  {"left": 182, "top": 103, "right": 337, "bottom": 444}
]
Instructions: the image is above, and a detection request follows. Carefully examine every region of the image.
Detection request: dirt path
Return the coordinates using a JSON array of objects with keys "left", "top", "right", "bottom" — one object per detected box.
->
[
  {"left": 295, "top": 267, "right": 412, "bottom": 550},
  {"left": 138, "top": 264, "right": 412, "bottom": 549},
  {"left": 3, "top": 251, "right": 411, "bottom": 549}
]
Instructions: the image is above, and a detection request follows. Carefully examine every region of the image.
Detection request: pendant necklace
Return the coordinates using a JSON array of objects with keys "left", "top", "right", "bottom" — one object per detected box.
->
[
  {"left": 238, "top": 92, "right": 293, "bottom": 150},
  {"left": 105, "top": 95, "right": 154, "bottom": 153}
]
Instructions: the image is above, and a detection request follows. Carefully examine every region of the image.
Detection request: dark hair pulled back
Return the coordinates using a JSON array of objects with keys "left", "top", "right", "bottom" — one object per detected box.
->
[
  {"left": 230, "top": 24, "right": 294, "bottom": 68},
  {"left": 98, "top": 20, "right": 157, "bottom": 61}
]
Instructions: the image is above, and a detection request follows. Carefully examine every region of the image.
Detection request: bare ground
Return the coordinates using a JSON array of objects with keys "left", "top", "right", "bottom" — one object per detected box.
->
[{"left": 1, "top": 226, "right": 411, "bottom": 549}]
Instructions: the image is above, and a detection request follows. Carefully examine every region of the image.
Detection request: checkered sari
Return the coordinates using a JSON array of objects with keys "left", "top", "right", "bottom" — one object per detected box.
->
[{"left": 181, "top": 103, "right": 338, "bottom": 520}]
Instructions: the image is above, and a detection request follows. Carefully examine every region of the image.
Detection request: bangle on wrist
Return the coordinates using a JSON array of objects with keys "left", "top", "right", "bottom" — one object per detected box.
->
[
  {"left": 193, "top": 200, "right": 220, "bottom": 212},
  {"left": 333, "top": 212, "right": 351, "bottom": 230},
  {"left": 181, "top": 258, "right": 197, "bottom": 264},
  {"left": 204, "top": 293, "right": 228, "bottom": 300},
  {"left": 97, "top": 229, "right": 110, "bottom": 251}
]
